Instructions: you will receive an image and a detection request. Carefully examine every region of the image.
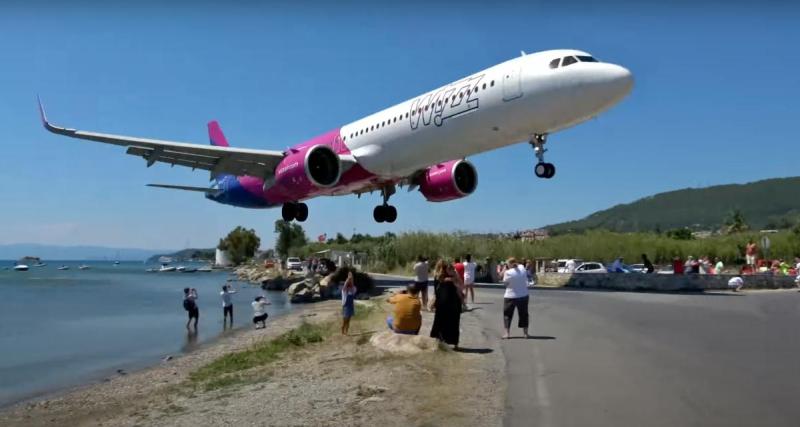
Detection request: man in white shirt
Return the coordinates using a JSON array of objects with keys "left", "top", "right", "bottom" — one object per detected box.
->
[
  {"left": 565, "top": 259, "right": 577, "bottom": 273},
  {"left": 413, "top": 256, "right": 430, "bottom": 310},
  {"left": 501, "top": 257, "right": 530, "bottom": 339},
  {"left": 463, "top": 254, "right": 477, "bottom": 304}
]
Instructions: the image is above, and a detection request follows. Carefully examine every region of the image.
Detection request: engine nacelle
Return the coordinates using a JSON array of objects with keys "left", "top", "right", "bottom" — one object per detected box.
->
[
  {"left": 418, "top": 159, "right": 478, "bottom": 202},
  {"left": 273, "top": 145, "right": 342, "bottom": 193}
]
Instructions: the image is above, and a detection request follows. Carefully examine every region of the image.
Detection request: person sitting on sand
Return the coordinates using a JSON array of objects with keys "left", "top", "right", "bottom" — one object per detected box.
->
[
  {"left": 386, "top": 283, "right": 422, "bottom": 335},
  {"left": 251, "top": 296, "right": 271, "bottom": 329},
  {"left": 183, "top": 288, "right": 199, "bottom": 331},
  {"left": 341, "top": 270, "right": 356, "bottom": 335}
]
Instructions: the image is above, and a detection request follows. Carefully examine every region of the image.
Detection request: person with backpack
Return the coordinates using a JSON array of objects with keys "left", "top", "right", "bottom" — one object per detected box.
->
[{"left": 183, "top": 287, "right": 199, "bottom": 331}]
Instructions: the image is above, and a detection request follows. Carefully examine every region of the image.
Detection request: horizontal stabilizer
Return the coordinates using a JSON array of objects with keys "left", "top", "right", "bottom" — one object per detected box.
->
[{"left": 147, "top": 183, "right": 221, "bottom": 196}]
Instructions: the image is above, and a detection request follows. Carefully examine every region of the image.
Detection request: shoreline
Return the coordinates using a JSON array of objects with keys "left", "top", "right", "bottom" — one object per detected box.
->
[{"left": 0, "top": 301, "right": 340, "bottom": 425}]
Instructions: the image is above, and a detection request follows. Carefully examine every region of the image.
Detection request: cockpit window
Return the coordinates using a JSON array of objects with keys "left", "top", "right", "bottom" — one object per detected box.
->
[
  {"left": 549, "top": 58, "right": 560, "bottom": 69},
  {"left": 562, "top": 56, "right": 578, "bottom": 67},
  {"left": 577, "top": 55, "right": 598, "bottom": 62}
]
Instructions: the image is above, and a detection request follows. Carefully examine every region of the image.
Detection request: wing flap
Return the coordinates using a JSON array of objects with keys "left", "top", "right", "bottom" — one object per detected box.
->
[{"left": 146, "top": 183, "right": 221, "bottom": 195}]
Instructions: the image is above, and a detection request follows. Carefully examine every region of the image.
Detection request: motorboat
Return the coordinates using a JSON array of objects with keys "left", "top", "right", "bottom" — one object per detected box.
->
[
  {"left": 176, "top": 266, "right": 186, "bottom": 272},
  {"left": 180, "top": 267, "right": 198, "bottom": 273},
  {"left": 57, "top": 265, "right": 70, "bottom": 271},
  {"left": 13, "top": 265, "right": 29, "bottom": 271},
  {"left": 114, "top": 261, "right": 120, "bottom": 266},
  {"left": 158, "top": 265, "right": 176, "bottom": 272},
  {"left": 34, "top": 263, "right": 47, "bottom": 267},
  {"left": 197, "top": 266, "right": 213, "bottom": 272},
  {"left": 78, "top": 265, "right": 91, "bottom": 270}
]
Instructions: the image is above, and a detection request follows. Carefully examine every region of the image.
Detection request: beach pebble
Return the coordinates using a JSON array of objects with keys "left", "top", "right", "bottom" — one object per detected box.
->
[{"left": 358, "top": 396, "right": 385, "bottom": 405}]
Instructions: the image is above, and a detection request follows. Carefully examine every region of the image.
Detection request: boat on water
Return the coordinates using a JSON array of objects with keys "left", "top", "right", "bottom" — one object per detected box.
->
[
  {"left": 114, "top": 261, "right": 120, "bottom": 266},
  {"left": 57, "top": 265, "right": 70, "bottom": 271},
  {"left": 176, "top": 266, "right": 186, "bottom": 272},
  {"left": 145, "top": 268, "right": 158, "bottom": 273},
  {"left": 78, "top": 265, "right": 91, "bottom": 270},
  {"left": 158, "top": 265, "right": 176, "bottom": 272},
  {"left": 180, "top": 267, "right": 198, "bottom": 273},
  {"left": 33, "top": 263, "right": 47, "bottom": 267},
  {"left": 197, "top": 266, "right": 213, "bottom": 272},
  {"left": 13, "top": 265, "right": 29, "bottom": 271}
]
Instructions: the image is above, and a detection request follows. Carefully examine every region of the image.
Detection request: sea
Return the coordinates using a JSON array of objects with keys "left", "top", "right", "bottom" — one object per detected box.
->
[{"left": 0, "top": 261, "right": 292, "bottom": 407}]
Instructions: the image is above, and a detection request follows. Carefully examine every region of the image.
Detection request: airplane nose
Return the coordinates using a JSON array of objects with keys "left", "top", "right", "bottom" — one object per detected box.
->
[{"left": 606, "top": 64, "right": 633, "bottom": 98}]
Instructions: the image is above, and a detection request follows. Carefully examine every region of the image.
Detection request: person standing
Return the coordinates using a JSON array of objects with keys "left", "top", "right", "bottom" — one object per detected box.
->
[
  {"left": 220, "top": 282, "right": 237, "bottom": 328},
  {"left": 453, "top": 257, "right": 465, "bottom": 284},
  {"left": 251, "top": 296, "right": 271, "bottom": 329},
  {"left": 642, "top": 254, "right": 655, "bottom": 274},
  {"left": 745, "top": 240, "right": 758, "bottom": 268},
  {"left": 501, "top": 258, "right": 530, "bottom": 339},
  {"left": 430, "top": 262, "right": 463, "bottom": 348},
  {"left": 463, "top": 254, "right": 477, "bottom": 305},
  {"left": 413, "top": 256, "right": 430, "bottom": 310},
  {"left": 341, "top": 271, "right": 356, "bottom": 335},
  {"left": 673, "top": 256, "right": 684, "bottom": 275},
  {"left": 715, "top": 257, "right": 724, "bottom": 275},
  {"left": 183, "top": 287, "right": 199, "bottom": 331}
]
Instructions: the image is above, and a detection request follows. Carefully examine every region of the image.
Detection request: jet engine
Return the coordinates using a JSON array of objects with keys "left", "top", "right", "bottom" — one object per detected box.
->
[
  {"left": 418, "top": 159, "right": 478, "bottom": 202},
  {"left": 273, "top": 145, "right": 342, "bottom": 191}
]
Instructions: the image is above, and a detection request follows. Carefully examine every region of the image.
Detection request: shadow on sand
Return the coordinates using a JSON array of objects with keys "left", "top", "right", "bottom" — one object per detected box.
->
[{"left": 454, "top": 347, "right": 494, "bottom": 354}]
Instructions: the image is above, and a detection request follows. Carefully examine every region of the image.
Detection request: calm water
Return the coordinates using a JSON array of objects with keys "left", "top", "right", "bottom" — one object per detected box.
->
[{"left": 0, "top": 261, "right": 292, "bottom": 407}]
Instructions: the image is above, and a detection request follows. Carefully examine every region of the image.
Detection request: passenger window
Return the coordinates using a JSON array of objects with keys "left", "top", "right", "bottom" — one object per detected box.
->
[
  {"left": 562, "top": 56, "right": 577, "bottom": 67},
  {"left": 491, "top": 80, "right": 495, "bottom": 87},
  {"left": 482, "top": 83, "right": 486, "bottom": 89},
  {"left": 405, "top": 112, "right": 409, "bottom": 118},
  {"left": 549, "top": 58, "right": 560, "bottom": 69}
]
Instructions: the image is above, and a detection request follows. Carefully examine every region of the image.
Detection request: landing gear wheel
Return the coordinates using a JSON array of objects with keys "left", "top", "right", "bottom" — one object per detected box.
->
[
  {"left": 385, "top": 205, "right": 397, "bottom": 223},
  {"left": 373, "top": 205, "right": 386, "bottom": 223},
  {"left": 535, "top": 162, "right": 548, "bottom": 178},
  {"left": 544, "top": 163, "right": 556, "bottom": 179},
  {"left": 281, "top": 203, "right": 296, "bottom": 222},
  {"left": 295, "top": 203, "right": 308, "bottom": 222}
]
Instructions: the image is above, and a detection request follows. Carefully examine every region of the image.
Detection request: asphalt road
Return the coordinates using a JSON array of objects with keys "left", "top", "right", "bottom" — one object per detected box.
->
[{"left": 469, "top": 287, "right": 800, "bottom": 427}]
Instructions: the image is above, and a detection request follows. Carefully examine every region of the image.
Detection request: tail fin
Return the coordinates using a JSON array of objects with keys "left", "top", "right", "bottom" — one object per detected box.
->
[{"left": 208, "top": 120, "right": 229, "bottom": 147}]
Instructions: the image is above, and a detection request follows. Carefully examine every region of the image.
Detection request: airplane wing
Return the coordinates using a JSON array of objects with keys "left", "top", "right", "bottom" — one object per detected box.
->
[{"left": 37, "top": 98, "right": 285, "bottom": 179}]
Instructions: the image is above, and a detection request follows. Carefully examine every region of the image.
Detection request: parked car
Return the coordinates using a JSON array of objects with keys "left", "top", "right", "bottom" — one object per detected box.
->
[
  {"left": 557, "top": 259, "right": 584, "bottom": 273},
  {"left": 574, "top": 262, "right": 607, "bottom": 273},
  {"left": 286, "top": 257, "right": 303, "bottom": 271},
  {"left": 627, "top": 263, "right": 648, "bottom": 273}
]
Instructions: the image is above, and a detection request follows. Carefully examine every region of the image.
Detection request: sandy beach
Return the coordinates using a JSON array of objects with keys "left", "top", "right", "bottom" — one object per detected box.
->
[{"left": 0, "top": 295, "right": 504, "bottom": 426}]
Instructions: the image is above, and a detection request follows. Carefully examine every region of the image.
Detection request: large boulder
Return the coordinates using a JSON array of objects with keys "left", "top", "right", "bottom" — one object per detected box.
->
[
  {"left": 287, "top": 281, "right": 309, "bottom": 296},
  {"left": 290, "top": 287, "right": 314, "bottom": 303}
]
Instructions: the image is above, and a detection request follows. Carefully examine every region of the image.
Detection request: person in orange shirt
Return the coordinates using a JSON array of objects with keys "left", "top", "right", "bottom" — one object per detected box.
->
[{"left": 386, "top": 284, "right": 422, "bottom": 335}]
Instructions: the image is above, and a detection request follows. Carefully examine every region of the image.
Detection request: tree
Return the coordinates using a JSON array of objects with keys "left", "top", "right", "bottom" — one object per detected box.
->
[
  {"left": 335, "top": 233, "right": 348, "bottom": 244},
  {"left": 666, "top": 227, "right": 693, "bottom": 240},
  {"left": 724, "top": 209, "right": 750, "bottom": 234},
  {"left": 218, "top": 226, "right": 261, "bottom": 265},
  {"left": 274, "top": 220, "right": 308, "bottom": 257}
]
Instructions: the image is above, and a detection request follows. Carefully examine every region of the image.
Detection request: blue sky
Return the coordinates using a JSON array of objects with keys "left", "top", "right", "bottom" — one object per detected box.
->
[{"left": 1, "top": 1, "right": 798, "bottom": 250}]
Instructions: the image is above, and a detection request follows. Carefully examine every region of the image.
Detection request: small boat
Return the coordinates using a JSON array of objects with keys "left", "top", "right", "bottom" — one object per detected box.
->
[
  {"left": 57, "top": 265, "right": 70, "bottom": 271},
  {"left": 145, "top": 268, "right": 158, "bottom": 273},
  {"left": 114, "top": 261, "right": 120, "bottom": 266},
  {"left": 176, "top": 266, "right": 186, "bottom": 272},
  {"left": 78, "top": 265, "right": 91, "bottom": 270},
  {"left": 180, "top": 267, "right": 198, "bottom": 273},
  {"left": 34, "top": 263, "right": 47, "bottom": 267},
  {"left": 158, "top": 265, "right": 176, "bottom": 272},
  {"left": 197, "top": 266, "right": 213, "bottom": 272},
  {"left": 14, "top": 265, "right": 29, "bottom": 271}
]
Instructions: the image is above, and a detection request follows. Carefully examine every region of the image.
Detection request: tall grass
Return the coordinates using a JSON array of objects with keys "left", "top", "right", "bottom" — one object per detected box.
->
[{"left": 300, "top": 230, "right": 800, "bottom": 271}]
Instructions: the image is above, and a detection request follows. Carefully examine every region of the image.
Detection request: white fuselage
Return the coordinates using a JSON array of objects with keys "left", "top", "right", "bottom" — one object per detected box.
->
[{"left": 341, "top": 49, "right": 632, "bottom": 177}]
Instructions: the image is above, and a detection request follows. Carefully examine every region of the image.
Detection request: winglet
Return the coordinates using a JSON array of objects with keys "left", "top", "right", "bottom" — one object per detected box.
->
[
  {"left": 207, "top": 121, "right": 230, "bottom": 147},
  {"left": 36, "top": 96, "right": 74, "bottom": 136}
]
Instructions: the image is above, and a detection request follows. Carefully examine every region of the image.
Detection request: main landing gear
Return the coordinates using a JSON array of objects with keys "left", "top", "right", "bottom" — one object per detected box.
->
[
  {"left": 530, "top": 133, "right": 555, "bottom": 179},
  {"left": 373, "top": 185, "right": 397, "bottom": 223},
  {"left": 281, "top": 202, "right": 308, "bottom": 222}
]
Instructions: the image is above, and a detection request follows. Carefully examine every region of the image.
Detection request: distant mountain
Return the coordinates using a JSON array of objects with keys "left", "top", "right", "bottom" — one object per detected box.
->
[
  {"left": 146, "top": 248, "right": 215, "bottom": 264},
  {"left": 546, "top": 177, "right": 800, "bottom": 234},
  {"left": 0, "top": 244, "right": 170, "bottom": 261}
]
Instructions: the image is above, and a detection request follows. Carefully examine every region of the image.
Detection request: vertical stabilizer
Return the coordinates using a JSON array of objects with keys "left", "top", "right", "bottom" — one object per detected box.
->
[{"left": 208, "top": 120, "right": 230, "bottom": 147}]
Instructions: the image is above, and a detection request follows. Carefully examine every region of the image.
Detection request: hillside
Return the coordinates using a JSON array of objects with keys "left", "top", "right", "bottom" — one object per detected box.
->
[
  {"left": 0, "top": 244, "right": 165, "bottom": 261},
  {"left": 146, "top": 248, "right": 215, "bottom": 264},
  {"left": 546, "top": 177, "right": 800, "bottom": 234}
]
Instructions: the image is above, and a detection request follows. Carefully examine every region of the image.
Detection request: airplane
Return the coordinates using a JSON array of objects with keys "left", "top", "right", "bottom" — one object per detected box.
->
[{"left": 38, "top": 49, "right": 632, "bottom": 223}]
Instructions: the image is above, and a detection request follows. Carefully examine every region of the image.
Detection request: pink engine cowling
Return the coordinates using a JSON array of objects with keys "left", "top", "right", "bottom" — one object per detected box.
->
[
  {"left": 273, "top": 145, "right": 342, "bottom": 195},
  {"left": 418, "top": 159, "right": 478, "bottom": 202}
]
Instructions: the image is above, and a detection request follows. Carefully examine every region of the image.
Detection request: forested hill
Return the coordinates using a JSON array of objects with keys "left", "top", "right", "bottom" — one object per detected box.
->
[{"left": 546, "top": 177, "right": 800, "bottom": 234}]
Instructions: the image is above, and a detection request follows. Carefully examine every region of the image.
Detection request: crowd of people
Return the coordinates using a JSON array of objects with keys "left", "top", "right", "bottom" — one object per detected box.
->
[
  {"left": 181, "top": 281, "right": 272, "bottom": 332},
  {"left": 357, "top": 254, "right": 532, "bottom": 349}
]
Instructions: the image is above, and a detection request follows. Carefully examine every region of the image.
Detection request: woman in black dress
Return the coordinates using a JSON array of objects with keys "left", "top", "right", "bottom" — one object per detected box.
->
[{"left": 430, "top": 261, "right": 464, "bottom": 349}]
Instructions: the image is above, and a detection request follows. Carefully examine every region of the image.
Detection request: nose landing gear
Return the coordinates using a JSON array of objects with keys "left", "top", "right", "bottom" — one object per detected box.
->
[
  {"left": 281, "top": 202, "right": 309, "bottom": 222},
  {"left": 373, "top": 185, "right": 397, "bottom": 223},
  {"left": 530, "top": 133, "right": 555, "bottom": 179}
]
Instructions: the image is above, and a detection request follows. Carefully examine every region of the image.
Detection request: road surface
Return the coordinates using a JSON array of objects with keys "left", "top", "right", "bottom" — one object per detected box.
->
[{"left": 470, "top": 287, "right": 800, "bottom": 427}]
